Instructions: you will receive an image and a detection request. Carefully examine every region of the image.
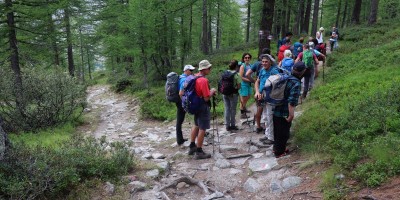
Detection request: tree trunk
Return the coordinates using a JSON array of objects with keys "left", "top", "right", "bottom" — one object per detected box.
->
[
  {"left": 299, "top": 0, "right": 305, "bottom": 33},
  {"left": 285, "top": 1, "right": 291, "bottom": 36},
  {"left": 79, "top": 27, "right": 85, "bottom": 82},
  {"left": 208, "top": 14, "right": 212, "bottom": 54},
  {"left": 303, "top": 0, "right": 312, "bottom": 34},
  {"left": 6, "top": 0, "right": 24, "bottom": 116},
  {"left": 189, "top": 4, "right": 193, "bottom": 51},
  {"left": 0, "top": 118, "right": 9, "bottom": 161},
  {"left": 216, "top": 1, "right": 221, "bottom": 49},
  {"left": 368, "top": 0, "right": 379, "bottom": 25},
  {"left": 311, "top": 0, "right": 320, "bottom": 36},
  {"left": 351, "top": 0, "right": 362, "bottom": 24},
  {"left": 342, "top": 0, "right": 348, "bottom": 28},
  {"left": 86, "top": 47, "right": 92, "bottom": 80},
  {"left": 246, "top": 0, "right": 251, "bottom": 43},
  {"left": 320, "top": 0, "right": 324, "bottom": 27},
  {"left": 293, "top": 0, "right": 302, "bottom": 35},
  {"left": 201, "top": 0, "right": 209, "bottom": 54},
  {"left": 281, "top": 0, "right": 287, "bottom": 38},
  {"left": 65, "top": 8, "right": 75, "bottom": 77},
  {"left": 46, "top": 8, "right": 60, "bottom": 67},
  {"left": 258, "top": 0, "right": 275, "bottom": 56},
  {"left": 180, "top": 15, "right": 186, "bottom": 67},
  {"left": 335, "top": 0, "right": 342, "bottom": 27}
]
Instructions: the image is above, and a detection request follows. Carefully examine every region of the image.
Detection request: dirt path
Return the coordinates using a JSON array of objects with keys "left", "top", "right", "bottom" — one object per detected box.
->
[{"left": 80, "top": 84, "right": 329, "bottom": 200}]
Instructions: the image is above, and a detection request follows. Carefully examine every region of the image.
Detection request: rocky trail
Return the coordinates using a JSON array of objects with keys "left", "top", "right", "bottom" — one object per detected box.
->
[{"left": 81, "top": 85, "right": 326, "bottom": 200}]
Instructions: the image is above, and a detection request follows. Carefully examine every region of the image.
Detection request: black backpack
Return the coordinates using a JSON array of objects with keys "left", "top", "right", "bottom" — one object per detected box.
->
[{"left": 218, "top": 71, "right": 238, "bottom": 95}]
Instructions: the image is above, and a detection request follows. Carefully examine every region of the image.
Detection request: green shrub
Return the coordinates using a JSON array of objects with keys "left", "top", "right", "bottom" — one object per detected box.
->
[
  {"left": 0, "top": 68, "right": 86, "bottom": 132},
  {"left": 0, "top": 136, "right": 135, "bottom": 199}
]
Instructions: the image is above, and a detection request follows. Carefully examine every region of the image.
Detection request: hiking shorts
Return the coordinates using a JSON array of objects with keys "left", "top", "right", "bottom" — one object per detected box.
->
[
  {"left": 239, "top": 82, "right": 252, "bottom": 97},
  {"left": 194, "top": 104, "right": 211, "bottom": 130}
]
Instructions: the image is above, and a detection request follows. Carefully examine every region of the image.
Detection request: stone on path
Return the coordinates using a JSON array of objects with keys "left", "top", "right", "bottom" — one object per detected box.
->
[
  {"left": 233, "top": 137, "right": 246, "bottom": 144},
  {"left": 270, "top": 179, "right": 283, "bottom": 193},
  {"left": 156, "top": 161, "right": 170, "bottom": 171},
  {"left": 281, "top": 176, "right": 302, "bottom": 190},
  {"left": 146, "top": 169, "right": 160, "bottom": 178},
  {"left": 243, "top": 178, "right": 260, "bottom": 193},
  {"left": 129, "top": 181, "right": 147, "bottom": 193},
  {"left": 229, "top": 168, "right": 242, "bottom": 175},
  {"left": 248, "top": 158, "right": 278, "bottom": 173},
  {"left": 219, "top": 145, "right": 238, "bottom": 151},
  {"left": 152, "top": 153, "right": 165, "bottom": 159},
  {"left": 201, "top": 191, "right": 224, "bottom": 200},
  {"left": 104, "top": 181, "right": 115, "bottom": 195},
  {"left": 249, "top": 145, "right": 259, "bottom": 153},
  {"left": 252, "top": 153, "right": 264, "bottom": 159},
  {"left": 142, "top": 153, "right": 152, "bottom": 159},
  {"left": 215, "top": 159, "right": 231, "bottom": 169}
]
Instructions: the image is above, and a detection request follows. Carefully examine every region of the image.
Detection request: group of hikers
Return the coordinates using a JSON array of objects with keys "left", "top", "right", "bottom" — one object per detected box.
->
[{"left": 166, "top": 26, "right": 338, "bottom": 160}]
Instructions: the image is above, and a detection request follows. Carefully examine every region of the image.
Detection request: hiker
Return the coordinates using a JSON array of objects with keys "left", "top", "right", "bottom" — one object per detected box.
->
[
  {"left": 295, "top": 44, "right": 319, "bottom": 99},
  {"left": 188, "top": 60, "right": 216, "bottom": 159},
  {"left": 220, "top": 60, "right": 241, "bottom": 131},
  {"left": 239, "top": 53, "right": 253, "bottom": 119},
  {"left": 174, "top": 65, "right": 195, "bottom": 145},
  {"left": 254, "top": 54, "right": 279, "bottom": 144},
  {"left": 330, "top": 31, "right": 338, "bottom": 50},
  {"left": 273, "top": 61, "right": 307, "bottom": 158},
  {"left": 245, "top": 48, "right": 278, "bottom": 133},
  {"left": 279, "top": 50, "right": 294, "bottom": 73},
  {"left": 292, "top": 37, "right": 304, "bottom": 59},
  {"left": 278, "top": 39, "right": 291, "bottom": 62},
  {"left": 316, "top": 27, "right": 324, "bottom": 45},
  {"left": 277, "top": 32, "right": 293, "bottom": 55}
]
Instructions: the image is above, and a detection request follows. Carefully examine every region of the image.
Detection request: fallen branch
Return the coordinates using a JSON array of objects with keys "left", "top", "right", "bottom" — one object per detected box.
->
[
  {"left": 226, "top": 153, "right": 252, "bottom": 159},
  {"left": 159, "top": 176, "right": 210, "bottom": 195},
  {"left": 160, "top": 191, "right": 171, "bottom": 200},
  {"left": 289, "top": 190, "right": 321, "bottom": 200}
]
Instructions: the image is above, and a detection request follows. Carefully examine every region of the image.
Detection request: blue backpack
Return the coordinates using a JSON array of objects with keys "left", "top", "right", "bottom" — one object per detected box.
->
[
  {"left": 293, "top": 42, "right": 303, "bottom": 58},
  {"left": 263, "top": 73, "right": 298, "bottom": 106},
  {"left": 281, "top": 58, "right": 294, "bottom": 73},
  {"left": 181, "top": 75, "right": 205, "bottom": 114}
]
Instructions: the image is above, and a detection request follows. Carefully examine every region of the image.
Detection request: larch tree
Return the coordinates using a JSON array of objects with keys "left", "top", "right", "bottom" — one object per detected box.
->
[
  {"left": 311, "top": 0, "right": 320, "bottom": 36},
  {"left": 351, "top": 0, "right": 362, "bottom": 24},
  {"left": 259, "top": 0, "right": 275, "bottom": 56},
  {"left": 368, "top": 0, "right": 379, "bottom": 25}
]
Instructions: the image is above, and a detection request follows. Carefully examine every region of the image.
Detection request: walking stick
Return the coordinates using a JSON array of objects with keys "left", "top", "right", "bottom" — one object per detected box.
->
[{"left": 212, "top": 96, "right": 221, "bottom": 153}]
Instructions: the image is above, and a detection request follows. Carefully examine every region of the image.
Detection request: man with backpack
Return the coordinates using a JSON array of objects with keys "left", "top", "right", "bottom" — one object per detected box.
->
[
  {"left": 272, "top": 61, "right": 306, "bottom": 158},
  {"left": 186, "top": 60, "right": 216, "bottom": 159},
  {"left": 219, "top": 60, "right": 241, "bottom": 131},
  {"left": 295, "top": 44, "right": 319, "bottom": 99},
  {"left": 254, "top": 54, "right": 279, "bottom": 145},
  {"left": 245, "top": 48, "right": 278, "bottom": 133},
  {"left": 277, "top": 32, "right": 293, "bottom": 55},
  {"left": 165, "top": 65, "right": 195, "bottom": 146}
]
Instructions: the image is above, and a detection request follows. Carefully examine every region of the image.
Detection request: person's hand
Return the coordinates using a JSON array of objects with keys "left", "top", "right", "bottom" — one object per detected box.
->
[
  {"left": 286, "top": 115, "right": 294, "bottom": 122},
  {"left": 210, "top": 88, "right": 217, "bottom": 96}
]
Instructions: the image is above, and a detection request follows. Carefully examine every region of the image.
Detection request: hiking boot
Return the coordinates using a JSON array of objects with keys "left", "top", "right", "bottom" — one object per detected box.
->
[
  {"left": 262, "top": 139, "right": 274, "bottom": 145},
  {"left": 177, "top": 138, "right": 188, "bottom": 146},
  {"left": 256, "top": 127, "right": 265, "bottom": 133},
  {"left": 226, "top": 127, "right": 231, "bottom": 131},
  {"left": 188, "top": 146, "right": 197, "bottom": 155},
  {"left": 195, "top": 149, "right": 211, "bottom": 160},
  {"left": 259, "top": 136, "right": 269, "bottom": 142},
  {"left": 229, "top": 126, "right": 239, "bottom": 131},
  {"left": 240, "top": 113, "right": 248, "bottom": 119},
  {"left": 275, "top": 152, "right": 288, "bottom": 158},
  {"left": 244, "top": 109, "right": 251, "bottom": 113}
]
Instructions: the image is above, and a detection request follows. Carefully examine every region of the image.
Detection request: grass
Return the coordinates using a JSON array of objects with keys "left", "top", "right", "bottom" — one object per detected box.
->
[{"left": 8, "top": 122, "right": 75, "bottom": 148}]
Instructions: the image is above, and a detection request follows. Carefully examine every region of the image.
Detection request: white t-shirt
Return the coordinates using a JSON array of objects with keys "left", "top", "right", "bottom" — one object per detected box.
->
[{"left": 316, "top": 31, "right": 323, "bottom": 44}]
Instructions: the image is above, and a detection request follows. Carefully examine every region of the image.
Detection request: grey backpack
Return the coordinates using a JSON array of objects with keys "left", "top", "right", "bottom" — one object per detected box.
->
[{"left": 165, "top": 72, "right": 181, "bottom": 103}]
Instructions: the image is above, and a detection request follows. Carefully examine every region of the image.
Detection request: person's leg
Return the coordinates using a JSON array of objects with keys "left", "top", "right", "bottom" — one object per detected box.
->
[
  {"left": 188, "top": 115, "right": 200, "bottom": 155},
  {"left": 175, "top": 101, "right": 186, "bottom": 144},
  {"left": 195, "top": 105, "right": 212, "bottom": 159},
  {"left": 255, "top": 102, "right": 263, "bottom": 130},
  {"left": 273, "top": 116, "right": 291, "bottom": 156},
  {"left": 223, "top": 95, "right": 230, "bottom": 129},
  {"left": 302, "top": 73, "right": 311, "bottom": 98},
  {"left": 264, "top": 104, "right": 274, "bottom": 141},
  {"left": 230, "top": 94, "right": 239, "bottom": 128},
  {"left": 309, "top": 67, "right": 315, "bottom": 91}
]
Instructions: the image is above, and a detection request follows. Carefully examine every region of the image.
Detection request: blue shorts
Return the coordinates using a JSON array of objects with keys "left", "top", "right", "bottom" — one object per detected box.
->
[
  {"left": 239, "top": 82, "right": 252, "bottom": 97},
  {"left": 194, "top": 104, "right": 211, "bottom": 130}
]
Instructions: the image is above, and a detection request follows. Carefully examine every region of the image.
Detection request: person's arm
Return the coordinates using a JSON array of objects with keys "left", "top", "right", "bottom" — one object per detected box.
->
[
  {"left": 246, "top": 68, "right": 256, "bottom": 83},
  {"left": 179, "top": 90, "right": 184, "bottom": 98},
  {"left": 203, "top": 88, "right": 216, "bottom": 102},
  {"left": 295, "top": 53, "right": 302, "bottom": 63},
  {"left": 286, "top": 104, "right": 295, "bottom": 122},
  {"left": 278, "top": 60, "right": 282, "bottom": 67},
  {"left": 254, "top": 78, "right": 261, "bottom": 100},
  {"left": 239, "top": 65, "right": 251, "bottom": 82}
]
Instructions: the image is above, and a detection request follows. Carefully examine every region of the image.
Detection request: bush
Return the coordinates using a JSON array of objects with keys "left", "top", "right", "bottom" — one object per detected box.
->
[
  {"left": 0, "top": 68, "right": 86, "bottom": 132},
  {"left": 0, "top": 135, "right": 135, "bottom": 199}
]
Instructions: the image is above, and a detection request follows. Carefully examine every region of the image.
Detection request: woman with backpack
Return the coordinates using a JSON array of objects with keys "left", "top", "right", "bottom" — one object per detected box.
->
[
  {"left": 220, "top": 60, "right": 241, "bottom": 131},
  {"left": 279, "top": 50, "right": 294, "bottom": 73},
  {"left": 239, "top": 53, "right": 253, "bottom": 119}
]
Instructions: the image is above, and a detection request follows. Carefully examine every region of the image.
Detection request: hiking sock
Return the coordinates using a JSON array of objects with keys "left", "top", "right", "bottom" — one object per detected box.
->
[
  {"left": 240, "top": 109, "right": 244, "bottom": 114},
  {"left": 196, "top": 147, "right": 203, "bottom": 152},
  {"left": 189, "top": 142, "right": 196, "bottom": 148}
]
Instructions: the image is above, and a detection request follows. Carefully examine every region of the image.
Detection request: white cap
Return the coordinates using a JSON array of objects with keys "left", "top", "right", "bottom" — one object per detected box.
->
[
  {"left": 183, "top": 65, "right": 195, "bottom": 71},
  {"left": 198, "top": 60, "right": 212, "bottom": 71},
  {"left": 319, "top": 27, "right": 325, "bottom": 31}
]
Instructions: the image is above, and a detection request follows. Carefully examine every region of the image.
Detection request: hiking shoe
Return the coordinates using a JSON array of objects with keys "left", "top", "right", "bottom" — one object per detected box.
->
[
  {"left": 262, "top": 139, "right": 274, "bottom": 145},
  {"left": 177, "top": 138, "right": 188, "bottom": 146},
  {"left": 226, "top": 127, "right": 231, "bottom": 131},
  {"left": 256, "top": 127, "right": 265, "bottom": 133},
  {"left": 244, "top": 109, "right": 251, "bottom": 113},
  {"left": 240, "top": 113, "right": 248, "bottom": 119},
  {"left": 188, "top": 146, "right": 197, "bottom": 155},
  {"left": 195, "top": 150, "right": 211, "bottom": 160},
  {"left": 229, "top": 126, "right": 239, "bottom": 131},
  {"left": 259, "top": 136, "right": 269, "bottom": 142},
  {"left": 275, "top": 152, "right": 288, "bottom": 158}
]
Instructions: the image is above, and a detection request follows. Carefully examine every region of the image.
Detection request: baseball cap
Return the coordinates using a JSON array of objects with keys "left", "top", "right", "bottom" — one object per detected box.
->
[
  {"left": 183, "top": 65, "right": 195, "bottom": 71},
  {"left": 292, "top": 61, "right": 306, "bottom": 72}
]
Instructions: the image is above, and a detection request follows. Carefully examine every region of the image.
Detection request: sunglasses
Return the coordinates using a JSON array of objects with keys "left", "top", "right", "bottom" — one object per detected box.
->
[{"left": 244, "top": 57, "right": 251, "bottom": 59}]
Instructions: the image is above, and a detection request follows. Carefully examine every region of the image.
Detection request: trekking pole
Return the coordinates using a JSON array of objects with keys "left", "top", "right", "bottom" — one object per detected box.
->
[
  {"left": 212, "top": 96, "right": 221, "bottom": 153},
  {"left": 239, "top": 98, "right": 253, "bottom": 152}
]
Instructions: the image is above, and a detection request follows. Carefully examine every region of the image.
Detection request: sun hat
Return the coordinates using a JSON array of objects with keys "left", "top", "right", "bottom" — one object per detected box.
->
[
  {"left": 319, "top": 27, "right": 325, "bottom": 31},
  {"left": 183, "top": 65, "right": 195, "bottom": 71},
  {"left": 198, "top": 60, "right": 212, "bottom": 71}
]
